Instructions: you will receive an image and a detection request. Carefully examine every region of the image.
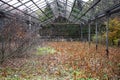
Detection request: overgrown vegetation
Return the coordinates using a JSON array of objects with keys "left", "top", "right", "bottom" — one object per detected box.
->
[
  {"left": 92, "top": 17, "right": 120, "bottom": 46},
  {"left": 0, "top": 0, "right": 120, "bottom": 80},
  {"left": 105, "top": 17, "right": 120, "bottom": 46},
  {"left": 0, "top": 42, "right": 119, "bottom": 80},
  {"left": 0, "top": 18, "right": 38, "bottom": 64},
  {"left": 36, "top": 46, "right": 56, "bottom": 55}
]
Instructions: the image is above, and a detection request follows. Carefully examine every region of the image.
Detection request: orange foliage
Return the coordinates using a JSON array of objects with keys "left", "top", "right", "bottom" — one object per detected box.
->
[
  {"left": 48, "top": 41, "right": 120, "bottom": 79},
  {"left": 107, "top": 17, "right": 120, "bottom": 41}
]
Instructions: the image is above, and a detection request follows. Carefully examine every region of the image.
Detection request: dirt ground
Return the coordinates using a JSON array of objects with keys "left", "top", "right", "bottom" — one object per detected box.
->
[{"left": 0, "top": 41, "right": 120, "bottom": 80}]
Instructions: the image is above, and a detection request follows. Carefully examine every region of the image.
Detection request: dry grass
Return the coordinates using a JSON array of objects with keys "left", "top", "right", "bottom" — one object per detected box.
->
[{"left": 0, "top": 41, "right": 120, "bottom": 80}]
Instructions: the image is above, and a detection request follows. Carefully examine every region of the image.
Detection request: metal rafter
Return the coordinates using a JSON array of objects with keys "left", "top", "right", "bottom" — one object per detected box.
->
[
  {"left": 6, "top": 0, "right": 31, "bottom": 12},
  {"left": 18, "top": 0, "right": 34, "bottom": 12},
  {"left": 30, "top": 0, "right": 52, "bottom": 20},
  {"left": 21, "top": 0, "right": 40, "bottom": 10},
  {"left": 0, "top": 0, "right": 11, "bottom": 7},
  {"left": 71, "top": 0, "right": 90, "bottom": 22},
  {"left": 4, "top": 1, "right": 20, "bottom": 10},
  {"left": 0, "top": 0, "right": 119, "bottom": 26},
  {"left": 74, "top": 0, "right": 101, "bottom": 23},
  {"left": 27, "top": 1, "right": 54, "bottom": 14},
  {"left": 64, "top": 0, "right": 68, "bottom": 18},
  {"left": 17, "top": 0, "right": 46, "bottom": 22},
  {"left": 56, "top": 0, "right": 60, "bottom": 16},
  {"left": 0, "top": 0, "right": 42, "bottom": 22},
  {"left": 29, "top": 4, "right": 70, "bottom": 18},
  {"left": 45, "top": 0, "right": 56, "bottom": 18},
  {"left": 0, "top": 10, "right": 40, "bottom": 28},
  {"left": 68, "top": 0, "right": 77, "bottom": 21},
  {"left": 90, "top": 3, "right": 120, "bottom": 22}
]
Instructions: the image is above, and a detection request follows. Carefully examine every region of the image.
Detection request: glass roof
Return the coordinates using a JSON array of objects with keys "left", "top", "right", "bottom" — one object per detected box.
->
[{"left": 0, "top": 0, "right": 119, "bottom": 24}]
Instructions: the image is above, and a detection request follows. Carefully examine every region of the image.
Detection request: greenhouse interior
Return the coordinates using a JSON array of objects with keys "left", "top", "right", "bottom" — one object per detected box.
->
[{"left": 0, "top": 0, "right": 120, "bottom": 79}]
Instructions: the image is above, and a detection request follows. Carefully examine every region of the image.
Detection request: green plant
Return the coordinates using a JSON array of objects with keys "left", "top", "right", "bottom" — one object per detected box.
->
[{"left": 36, "top": 47, "right": 56, "bottom": 55}]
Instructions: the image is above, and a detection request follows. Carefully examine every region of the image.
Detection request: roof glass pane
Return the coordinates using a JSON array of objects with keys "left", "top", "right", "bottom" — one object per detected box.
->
[
  {"left": 18, "top": 5, "right": 26, "bottom": 10},
  {"left": 47, "top": 0, "right": 54, "bottom": 3},
  {"left": 0, "top": 2, "right": 3, "bottom": 6},
  {"left": 21, "top": 0, "right": 30, "bottom": 3},
  {"left": 30, "top": 7, "right": 38, "bottom": 12},
  {"left": 11, "top": 2, "right": 21, "bottom": 7},
  {"left": 67, "top": 1, "right": 73, "bottom": 6},
  {"left": 59, "top": 0, "right": 65, "bottom": 3},
  {"left": 8, "top": 0, "right": 18, "bottom": 5},
  {"left": 3, "top": 0, "right": 12, "bottom": 2},
  {"left": 24, "top": 2, "right": 33, "bottom": 7},
  {"left": 68, "top": 0, "right": 74, "bottom": 4},
  {"left": 28, "top": 5, "right": 36, "bottom": 9},
  {"left": 1, "top": 0, "right": 112, "bottom": 24},
  {"left": 37, "top": 1, "right": 46, "bottom": 7}
]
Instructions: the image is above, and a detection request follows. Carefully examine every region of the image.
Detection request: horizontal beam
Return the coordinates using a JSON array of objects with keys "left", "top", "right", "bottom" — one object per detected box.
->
[
  {"left": 90, "top": 3, "right": 120, "bottom": 21},
  {"left": 48, "top": 23, "right": 80, "bottom": 25}
]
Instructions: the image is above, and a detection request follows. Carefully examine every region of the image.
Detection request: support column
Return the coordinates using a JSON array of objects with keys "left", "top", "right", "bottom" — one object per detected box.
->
[
  {"left": 106, "top": 14, "right": 110, "bottom": 57},
  {"left": 80, "top": 24, "right": 83, "bottom": 41},
  {"left": 95, "top": 19, "right": 98, "bottom": 51},
  {"left": 0, "top": 17, "right": 5, "bottom": 64},
  {"left": 88, "top": 22, "right": 91, "bottom": 47},
  {"left": 28, "top": 16, "right": 31, "bottom": 31}
]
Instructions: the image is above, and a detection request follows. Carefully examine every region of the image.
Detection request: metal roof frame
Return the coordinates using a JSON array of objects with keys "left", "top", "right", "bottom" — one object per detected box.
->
[{"left": 0, "top": 0, "right": 120, "bottom": 25}]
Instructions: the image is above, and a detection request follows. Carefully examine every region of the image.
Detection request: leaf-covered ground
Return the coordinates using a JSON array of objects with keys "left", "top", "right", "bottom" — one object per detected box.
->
[{"left": 0, "top": 41, "right": 120, "bottom": 80}]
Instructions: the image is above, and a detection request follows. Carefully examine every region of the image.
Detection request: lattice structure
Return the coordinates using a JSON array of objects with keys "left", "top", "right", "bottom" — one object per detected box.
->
[
  {"left": 0, "top": 0, "right": 120, "bottom": 59},
  {"left": 0, "top": 0, "right": 119, "bottom": 25}
]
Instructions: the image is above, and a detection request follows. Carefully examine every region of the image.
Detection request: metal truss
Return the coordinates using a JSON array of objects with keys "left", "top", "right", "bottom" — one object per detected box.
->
[{"left": 0, "top": 0, "right": 119, "bottom": 25}]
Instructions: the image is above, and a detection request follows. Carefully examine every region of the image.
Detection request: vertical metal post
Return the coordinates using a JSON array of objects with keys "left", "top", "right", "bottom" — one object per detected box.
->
[
  {"left": 28, "top": 16, "right": 31, "bottom": 31},
  {"left": 0, "top": 17, "right": 5, "bottom": 64},
  {"left": 80, "top": 24, "right": 83, "bottom": 41},
  {"left": 95, "top": 19, "right": 98, "bottom": 51},
  {"left": 99, "top": 24, "right": 102, "bottom": 44},
  {"left": 106, "top": 14, "right": 109, "bottom": 57},
  {"left": 88, "top": 23, "right": 91, "bottom": 47}
]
